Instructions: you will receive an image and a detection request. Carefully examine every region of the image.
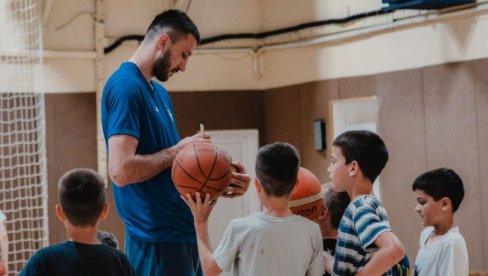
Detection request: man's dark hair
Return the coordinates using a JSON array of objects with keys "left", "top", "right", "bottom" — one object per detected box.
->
[
  {"left": 323, "top": 188, "right": 350, "bottom": 229},
  {"left": 412, "top": 168, "right": 464, "bottom": 212},
  {"left": 255, "top": 142, "right": 300, "bottom": 197},
  {"left": 97, "top": 231, "right": 119, "bottom": 249},
  {"left": 58, "top": 168, "right": 106, "bottom": 226},
  {"left": 146, "top": 9, "right": 200, "bottom": 44},
  {"left": 333, "top": 130, "right": 388, "bottom": 183}
]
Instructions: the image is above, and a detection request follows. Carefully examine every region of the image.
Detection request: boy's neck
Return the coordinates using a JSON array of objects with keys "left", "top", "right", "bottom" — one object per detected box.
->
[
  {"left": 261, "top": 195, "right": 294, "bottom": 217},
  {"left": 432, "top": 216, "right": 455, "bottom": 237},
  {"left": 349, "top": 177, "right": 374, "bottom": 200},
  {"left": 65, "top": 223, "right": 101, "bottom": 245},
  {"left": 322, "top": 227, "right": 338, "bottom": 239}
]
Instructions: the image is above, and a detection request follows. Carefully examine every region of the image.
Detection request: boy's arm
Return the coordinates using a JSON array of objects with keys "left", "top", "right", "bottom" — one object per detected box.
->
[
  {"left": 181, "top": 193, "right": 223, "bottom": 276},
  {"left": 356, "top": 231, "right": 405, "bottom": 276}
]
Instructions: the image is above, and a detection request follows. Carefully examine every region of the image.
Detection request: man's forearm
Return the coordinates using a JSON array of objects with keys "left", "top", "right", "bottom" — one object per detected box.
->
[{"left": 110, "top": 145, "right": 178, "bottom": 186}]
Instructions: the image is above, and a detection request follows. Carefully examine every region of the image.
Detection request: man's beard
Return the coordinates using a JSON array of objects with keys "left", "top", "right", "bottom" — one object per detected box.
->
[{"left": 152, "top": 49, "right": 173, "bottom": 82}]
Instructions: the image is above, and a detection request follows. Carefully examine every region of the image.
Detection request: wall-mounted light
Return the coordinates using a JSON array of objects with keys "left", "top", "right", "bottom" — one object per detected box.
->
[{"left": 314, "top": 119, "right": 326, "bottom": 151}]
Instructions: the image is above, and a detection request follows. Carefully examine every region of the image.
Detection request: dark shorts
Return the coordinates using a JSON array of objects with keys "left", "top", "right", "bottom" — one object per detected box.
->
[{"left": 125, "top": 233, "right": 203, "bottom": 276}]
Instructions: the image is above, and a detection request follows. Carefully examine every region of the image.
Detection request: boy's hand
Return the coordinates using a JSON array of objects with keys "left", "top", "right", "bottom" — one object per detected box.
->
[
  {"left": 323, "top": 251, "right": 333, "bottom": 274},
  {"left": 181, "top": 192, "right": 218, "bottom": 224},
  {"left": 222, "top": 162, "right": 251, "bottom": 198}
]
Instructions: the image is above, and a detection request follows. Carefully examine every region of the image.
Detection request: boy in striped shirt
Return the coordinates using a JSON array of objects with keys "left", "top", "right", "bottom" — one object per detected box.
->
[{"left": 324, "top": 130, "right": 406, "bottom": 276}]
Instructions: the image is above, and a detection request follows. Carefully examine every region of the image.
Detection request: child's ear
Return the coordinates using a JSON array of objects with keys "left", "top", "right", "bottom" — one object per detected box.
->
[
  {"left": 254, "top": 178, "right": 262, "bottom": 193},
  {"left": 349, "top": 161, "right": 359, "bottom": 176},
  {"left": 319, "top": 206, "right": 328, "bottom": 221},
  {"left": 99, "top": 203, "right": 110, "bottom": 222},
  {"left": 441, "top": 197, "right": 451, "bottom": 212},
  {"left": 55, "top": 204, "right": 66, "bottom": 223}
]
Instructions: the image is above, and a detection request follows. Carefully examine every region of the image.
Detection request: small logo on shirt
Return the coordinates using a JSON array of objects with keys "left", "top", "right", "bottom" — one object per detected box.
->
[
  {"left": 155, "top": 106, "right": 159, "bottom": 112},
  {"left": 166, "top": 107, "right": 174, "bottom": 122}
]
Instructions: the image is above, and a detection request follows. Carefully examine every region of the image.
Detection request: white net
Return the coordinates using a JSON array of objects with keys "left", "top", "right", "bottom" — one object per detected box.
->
[{"left": 0, "top": 0, "right": 48, "bottom": 274}]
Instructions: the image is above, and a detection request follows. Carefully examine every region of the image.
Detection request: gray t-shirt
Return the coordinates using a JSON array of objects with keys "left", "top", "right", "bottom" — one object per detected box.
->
[{"left": 214, "top": 212, "right": 323, "bottom": 276}]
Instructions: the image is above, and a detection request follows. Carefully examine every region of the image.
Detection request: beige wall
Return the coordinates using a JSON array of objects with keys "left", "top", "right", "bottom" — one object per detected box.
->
[{"left": 45, "top": 57, "right": 488, "bottom": 270}]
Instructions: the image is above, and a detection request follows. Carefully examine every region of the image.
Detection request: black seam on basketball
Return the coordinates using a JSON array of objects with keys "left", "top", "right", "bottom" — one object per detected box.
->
[
  {"left": 195, "top": 145, "right": 218, "bottom": 192},
  {"left": 174, "top": 158, "right": 205, "bottom": 186}
]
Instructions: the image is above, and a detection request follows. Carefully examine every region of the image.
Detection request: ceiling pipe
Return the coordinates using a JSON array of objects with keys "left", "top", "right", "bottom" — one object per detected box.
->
[{"left": 41, "top": 1, "right": 488, "bottom": 79}]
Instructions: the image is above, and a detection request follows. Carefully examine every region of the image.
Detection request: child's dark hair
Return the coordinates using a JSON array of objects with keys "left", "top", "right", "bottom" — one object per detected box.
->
[
  {"left": 333, "top": 130, "right": 388, "bottom": 183},
  {"left": 412, "top": 168, "right": 464, "bottom": 212},
  {"left": 58, "top": 168, "right": 106, "bottom": 226},
  {"left": 255, "top": 142, "right": 300, "bottom": 197},
  {"left": 97, "top": 231, "right": 119, "bottom": 249},
  {"left": 323, "top": 187, "right": 350, "bottom": 229},
  {"left": 146, "top": 9, "right": 200, "bottom": 44}
]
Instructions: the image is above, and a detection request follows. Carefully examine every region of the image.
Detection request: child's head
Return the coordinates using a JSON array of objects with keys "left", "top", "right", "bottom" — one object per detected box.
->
[
  {"left": 319, "top": 184, "right": 350, "bottom": 237},
  {"left": 322, "top": 185, "right": 350, "bottom": 230},
  {"left": 412, "top": 168, "right": 464, "bottom": 226},
  {"left": 58, "top": 168, "right": 106, "bottom": 227},
  {"left": 97, "top": 230, "right": 119, "bottom": 249},
  {"left": 255, "top": 142, "right": 300, "bottom": 197},
  {"left": 330, "top": 130, "right": 388, "bottom": 184}
]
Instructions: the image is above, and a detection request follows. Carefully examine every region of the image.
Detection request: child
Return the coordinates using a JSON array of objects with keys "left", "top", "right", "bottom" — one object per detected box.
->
[
  {"left": 324, "top": 130, "right": 406, "bottom": 275},
  {"left": 319, "top": 184, "right": 350, "bottom": 256},
  {"left": 0, "top": 210, "right": 8, "bottom": 276},
  {"left": 97, "top": 230, "right": 119, "bottom": 249},
  {"left": 20, "top": 168, "right": 134, "bottom": 276},
  {"left": 182, "top": 142, "right": 323, "bottom": 276},
  {"left": 318, "top": 184, "right": 350, "bottom": 276},
  {"left": 412, "top": 168, "right": 468, "bottom": 276}
]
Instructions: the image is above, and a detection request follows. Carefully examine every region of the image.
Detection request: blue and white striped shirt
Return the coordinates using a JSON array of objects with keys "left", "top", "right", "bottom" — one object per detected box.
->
[{"left": 333, "top": 195, "right": 392, "bottom": 276}]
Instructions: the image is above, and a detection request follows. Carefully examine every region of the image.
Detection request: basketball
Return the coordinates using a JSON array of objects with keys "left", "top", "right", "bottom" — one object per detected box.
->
[
  {"left": 289, "top": 167, "right": 324, "bottom": 221},
  {"left": 172, "top": 142, "right": 233, "bottom": 201}
]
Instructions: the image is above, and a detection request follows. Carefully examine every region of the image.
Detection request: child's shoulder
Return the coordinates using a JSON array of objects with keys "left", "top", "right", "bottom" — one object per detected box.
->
[
  {"left": 350, "top": 194, "right": 384, "bottom": 210},
  {"left": 442, "top": 227, "right": 467, "bottom": 246}
]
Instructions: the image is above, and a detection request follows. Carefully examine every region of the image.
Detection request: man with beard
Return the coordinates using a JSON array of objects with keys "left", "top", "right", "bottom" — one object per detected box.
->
[{"left": 101, "top": 10, "right": 251, "bottom": 276}]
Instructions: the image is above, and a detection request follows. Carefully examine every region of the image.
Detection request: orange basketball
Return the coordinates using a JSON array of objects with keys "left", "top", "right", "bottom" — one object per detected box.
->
[
  {"left": 172, "top": 142, "right": 232, "bottom": 201},
  {"left": 290, "top": 167, "right": 324, "bottom": 221}
]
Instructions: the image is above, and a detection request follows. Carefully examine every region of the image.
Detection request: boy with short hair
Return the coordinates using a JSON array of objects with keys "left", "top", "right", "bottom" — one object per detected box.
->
[
  {"left": 324, "top": 130, "right": 406, "bottom": 275},
  {"left": 97, "top": 230, "right": 119, "bottom": 249},
  {"left": 319, "top": 184, "right": 350, "bottom": 257},
  {"left": 412, "top": 168, "right": 468, "bottom": 276},
  {"left": 318, "top": 184, "right": 350, "bottom": 276},
  {"left": 20, "top": 168, "right": 134, "bottom": 276},
  {"left": 182, "top": 142, "right": 324, "bottom": 276}
]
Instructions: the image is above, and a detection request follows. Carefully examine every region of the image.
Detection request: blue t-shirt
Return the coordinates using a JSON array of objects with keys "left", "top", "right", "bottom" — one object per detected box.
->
[
  {"left": 333, "top": 195, "right": 391, "bottom": 276},
  {"left": 20, "top": 241, "right": 134, "bottom": 276},
  {"left": 102, "top": 62, "right": 195, "bottom": 243}
]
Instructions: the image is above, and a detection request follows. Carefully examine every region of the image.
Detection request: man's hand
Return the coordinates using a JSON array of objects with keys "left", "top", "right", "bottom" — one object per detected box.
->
[
  {"left": 222, "top": 162, "right": 251, "bottom": 198},
  {"left": 176, "top": 131, "right": 211, "bottom": 153},
  {"left": 181, "top": 192, "right": 218, "bottom": 224}
]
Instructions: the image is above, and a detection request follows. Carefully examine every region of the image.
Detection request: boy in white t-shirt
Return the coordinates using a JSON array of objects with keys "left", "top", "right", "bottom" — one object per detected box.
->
[
  {"left": 412, "top": 168, "right": 469, "bottom": 276},
  {"left": 0, "top": 210, "right": 8, "bottom": 276},
  {"left": 182, "top": 142, "right": 324, "bottom": 276}
]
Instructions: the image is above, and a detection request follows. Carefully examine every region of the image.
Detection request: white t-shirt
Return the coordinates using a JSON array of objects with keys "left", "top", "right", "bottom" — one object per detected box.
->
[
  {"left": 414, "top": 226, "right": 468, "bottom": 276},
  {"left": 0, "top": 210, "right": 5, "bottom": 223},
  {"left": 213, "top": 212, "right": 324, "bottom": 276}
]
